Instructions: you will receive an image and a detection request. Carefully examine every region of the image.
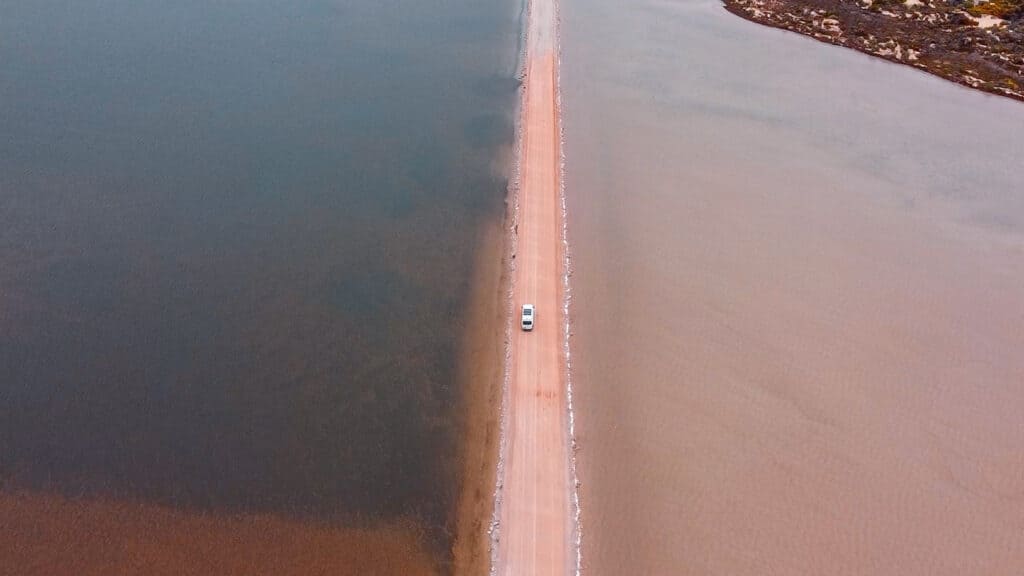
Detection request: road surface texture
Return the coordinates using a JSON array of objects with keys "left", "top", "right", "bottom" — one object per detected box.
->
[{"left": 494, "top": 0, "right": 573, "bottom": 574}]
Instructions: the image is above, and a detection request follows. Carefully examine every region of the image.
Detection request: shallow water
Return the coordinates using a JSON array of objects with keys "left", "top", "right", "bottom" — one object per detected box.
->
[
  {"left": 560, "top": 0, "right": 1024, "bottom": 573},
  {"left": 0, "top": 0, "right": 518, "bottom": 569}
]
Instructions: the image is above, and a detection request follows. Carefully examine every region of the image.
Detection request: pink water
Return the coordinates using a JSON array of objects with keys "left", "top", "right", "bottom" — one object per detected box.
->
[{"left": 560, "top": 0, "right": 1024, "bottom": 573}]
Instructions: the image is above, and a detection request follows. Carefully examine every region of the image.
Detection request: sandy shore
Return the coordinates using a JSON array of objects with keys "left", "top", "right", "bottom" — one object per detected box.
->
[{"left": 492, "top": 0, "right": 574, "bottom": 573}]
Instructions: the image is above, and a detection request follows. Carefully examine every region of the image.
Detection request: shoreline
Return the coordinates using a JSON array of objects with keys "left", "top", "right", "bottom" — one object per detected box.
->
[
  {"left": 721, "top": 0, "right": 1023, "bottom": 102},
  {"left": 452, "top": 1, "right": 527, "bottom": 570},
  {"left": 552, "top": 0, "right": 583, "bottom": 569},
  {"left": 452, "top": 216, "right": 511, "bottom": 576}
]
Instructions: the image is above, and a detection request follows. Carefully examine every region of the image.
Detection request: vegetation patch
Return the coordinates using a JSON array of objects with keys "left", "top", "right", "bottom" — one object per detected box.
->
[{"left": 722, "top": 0, "right": 1024, "bottom": 101}]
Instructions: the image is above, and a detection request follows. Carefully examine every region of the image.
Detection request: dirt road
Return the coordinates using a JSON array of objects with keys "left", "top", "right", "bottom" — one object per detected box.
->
[{"left": 493, "top": 0, "right": 573, "bottom": 574}]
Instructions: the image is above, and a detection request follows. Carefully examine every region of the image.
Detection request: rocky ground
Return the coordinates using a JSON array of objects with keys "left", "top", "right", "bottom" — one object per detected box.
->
[{"left": 723, "top": 0, "right": 1024, "bottom": 101}]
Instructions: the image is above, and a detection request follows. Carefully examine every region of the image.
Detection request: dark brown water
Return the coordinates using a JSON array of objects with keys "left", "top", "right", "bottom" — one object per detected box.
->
[{"left": 0, "top": 0, "right": 519, "bottom": 568}]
